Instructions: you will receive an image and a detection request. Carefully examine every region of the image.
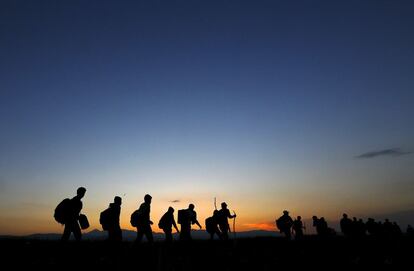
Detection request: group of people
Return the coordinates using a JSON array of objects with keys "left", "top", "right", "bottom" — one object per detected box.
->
[
  {"left": 339, "top": 213, "right": 407, "bottom": 239},
  {"left": 275, "top": 210, "right": 410, "bottom": 240},
  {"left": 56, "top": 187, "right": 411, "bottom": 243},
  {"left": 55, "top": 187, "right": 236, "bottom": 243}
]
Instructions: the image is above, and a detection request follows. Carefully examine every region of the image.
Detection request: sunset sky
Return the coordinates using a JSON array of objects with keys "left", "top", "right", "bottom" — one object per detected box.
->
[{"left": 1, "top": 0, "right": 414, "bottom": 235}]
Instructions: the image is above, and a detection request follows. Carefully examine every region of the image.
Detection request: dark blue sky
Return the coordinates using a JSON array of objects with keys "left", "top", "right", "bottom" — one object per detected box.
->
[{"left": 1, "top": 0, "right": 414, "bottom": 234}]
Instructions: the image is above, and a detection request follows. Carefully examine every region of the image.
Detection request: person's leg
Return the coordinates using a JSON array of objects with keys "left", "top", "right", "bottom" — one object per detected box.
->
[
  {"left": 165, "top": 230, "right": 172, "bottom": 243},
  {"left": 116, "top": 227, "right": 122, "bottom": 241},
  {"left": 73, "top": 222, "right": 82, "bottom": 241},
  {"left": 180, "top": 226, "right": 190, "bottom": 241},
  {"left": 61, "top": 224, "right": 71, "bottom": 241},
  {"left": 136, "top": 227, "right": 144, "bottom": 243},
  {"left": 145, "top": 226, "right": 153, "bottom": 243},
  {"left": 220, "top": 225, "right": 229, "bottom": 240}
]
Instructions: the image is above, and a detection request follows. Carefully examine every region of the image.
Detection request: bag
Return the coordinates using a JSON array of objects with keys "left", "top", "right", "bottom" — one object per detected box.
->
[
  {"left": 177, "top": 209, "right": 187, "bottom": 225},
  {"left": 130, "top": 210, "right": 142, "bottom": 227},
  {"left": 54, "top": 198, "right": 70, "bottom": 225},
  {"left": 205, "top": 217, "right": 215, "bottom": 234},
  {"left": 79, "top": 214, "right": 90, "bottom": 230},
  {"left": 100, "top": 208, "right": 112, "bottom": 230},
  {"left": 158, "top": 214, "right": 168, "bottom": 230},
  {"left": 276, "top": 217, "right": 283, "bottom": 230}
]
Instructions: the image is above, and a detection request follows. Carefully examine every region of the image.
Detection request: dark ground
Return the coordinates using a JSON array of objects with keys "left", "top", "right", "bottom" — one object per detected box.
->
[{"left": 1, "top": 235, "right": 412, "bottom": 270}]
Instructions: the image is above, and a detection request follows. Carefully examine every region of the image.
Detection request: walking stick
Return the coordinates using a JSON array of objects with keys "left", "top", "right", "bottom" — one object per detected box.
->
[{"left": 232, "top": 210, "right": 236, "bottom": 239}]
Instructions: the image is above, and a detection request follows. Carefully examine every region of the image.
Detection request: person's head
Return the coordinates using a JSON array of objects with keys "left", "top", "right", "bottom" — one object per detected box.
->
[
  {"left": 77, "top": 187, "right": 86, "bottom": 198},
  {"left": 343, "top": 213, "right": 348, "bottom": 218},
  {"left": 189, "top": 204, "right": 195, "bottom": 210},
  {"left": 213, "top": 210, "right": 219, "bottom": 216},
  {"left": 297, "top": 216, "right": 301, "bottom": 220},
  {"left": 168, "top": 207, "right": 174, "bottom": 213},
  {"left": 221, "top": 202, "right": 227, "bottom": 209},
  {"left": 144, "top": 194, "right": 152, "bottom": 204},
  {"left": 283, "top": 210, "right": 289, "bottom": 215},
  {"left": 312, "top": 215, "right": 317, "bottom": 220},
  {"left": 114, "top": 196, "right": 122, "bottom": 205}
]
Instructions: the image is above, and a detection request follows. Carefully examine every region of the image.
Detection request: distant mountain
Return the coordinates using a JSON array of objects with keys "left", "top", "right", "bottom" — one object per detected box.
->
[{"left": 5, "top": 229, "right": 280, "bottom": 241}]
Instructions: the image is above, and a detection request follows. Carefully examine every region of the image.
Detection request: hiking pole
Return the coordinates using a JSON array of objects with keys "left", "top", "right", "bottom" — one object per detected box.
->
[
  {"left": 214, "top": 197, "right": 217, "bottom": 210},
  {"left": 232, "top": 210, "right": 237, "bottom": 240}
]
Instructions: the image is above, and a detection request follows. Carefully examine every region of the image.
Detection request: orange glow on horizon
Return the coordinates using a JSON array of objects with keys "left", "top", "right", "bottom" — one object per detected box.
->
[{"left": 243, "top": 222, "right": 275, "bottom": 231}]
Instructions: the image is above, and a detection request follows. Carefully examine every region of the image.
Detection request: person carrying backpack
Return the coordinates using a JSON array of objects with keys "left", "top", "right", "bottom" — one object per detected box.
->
[
  {"left": 100, "top": 196, "right": 122, "bottom": 242},
  {"left": 217, "top": 202, "right": 236, "bottom": 240},
  {"left": 276, "top": 210, "right": 293, "bottom": 240},
  {"left": 292, "top": 216, "right": 305, "bottom": 240},
  {"left": 158, "top": 207, "right": 179, "bottom": 243},
  {"left": 178, "top": 203, "right": 202, "bottom": 241},
  {"left": 205, "top": 210, "right": 221, "bottom": 240},
  {"left": 134, "top": 194, "right": 154, "bottom": 244},
  {"left": 58, "top": 187, "right": 87, "bottom": 242}
]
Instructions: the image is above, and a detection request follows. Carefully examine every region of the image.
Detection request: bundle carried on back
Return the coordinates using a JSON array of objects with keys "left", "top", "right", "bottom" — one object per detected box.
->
[
  {"left": 54, "top": 198, "right": 71, "bottom": 225},
  {"left": 177, "top": 209, "right": 188, "bottom": 225},
  {"left": 130, "top": 209, "right": 142, "bottom": 227},
  {"left": 100, "top": 208, "right": 112, "bottom": 230}
]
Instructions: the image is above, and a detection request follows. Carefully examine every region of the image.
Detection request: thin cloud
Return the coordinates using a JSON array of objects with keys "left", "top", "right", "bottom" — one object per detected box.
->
[
  {"left": 356, "top": 148, "right": 412, "bottom": 159},
  {"left": 170, "top": 199, "right": 180, "bottom": 203}
]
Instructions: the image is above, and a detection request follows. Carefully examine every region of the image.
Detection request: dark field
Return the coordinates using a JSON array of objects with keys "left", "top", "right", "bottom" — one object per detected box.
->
[{"left": 1, "top": 235, "right": 412, "bottom": 270}]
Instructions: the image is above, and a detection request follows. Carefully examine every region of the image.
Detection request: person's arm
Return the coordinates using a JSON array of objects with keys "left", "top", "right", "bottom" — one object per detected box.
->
[
  {"left": 195, "top": 219, "right": 202, "bottom": 229},
  {"left": 173, "top": 219, "right": 179, "bottom": 233},
  {"left": 145, "top": 204, "right": 153, "bottom": 225},
  {"left": 228, "top": 210, "right": 236, "bottom": 219}
]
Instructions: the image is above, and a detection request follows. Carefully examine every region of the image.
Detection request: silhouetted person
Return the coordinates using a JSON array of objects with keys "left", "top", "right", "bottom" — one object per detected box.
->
[
  {"left": 340, "top": 213, "right": 353, "bottom": 237},
  {"left": 292, "top": 216, "right": 304, "bottom": 240},
  {"left": 406, "top": 224, "right": 414, "bottom": 236},
  {"left": 383, "top": 219, "right": 393, "bottom": 238},
  {"left": 312, "top": 216, "right": 323, "bottom": 236},
  {"left": 135, "top": 194, "right": 154, "bottom": 244},
  {"left": 366, "top": 218, "right": 379, "bottom": 236},
  {"left": 158, "top": 207, "right": 179, "bottom": 243},
  {"left": 217, "top": 202, "right": 236, "bottom": 240},
  {"left": 178, "top": 203, "right": 202, "bottom": 241},
  {"left": 206, "top": 210, "right": 222, "bottom": 240},
  {"left": 61, "top": 187, "right": 86, "bottom": 242},
  {"left": 356, "top": 219, "right": 366, "bottom": 237},
  {"left": 276, "top": 210, "right": 294, "bottom": 240},
  {"left": 106, "top": 196, "right": 122, "bottom": 242},
  {"left": 351, "top": 217, "right": 358, "bottom": 236},
  {"left": 318, "top": 217, "right": 332, "bottom": 237},
  {"left": 392, "top": 222, "right": 402, "bottom": 238}
]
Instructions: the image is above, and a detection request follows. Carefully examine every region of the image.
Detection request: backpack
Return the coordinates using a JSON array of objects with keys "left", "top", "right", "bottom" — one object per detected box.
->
[
  {"left": 276, "top": 217, "right": 283, "bottom": 230},
  {"left": 54, "top": 198, "right": 71, "bottom": 225},
  {"left": 79, "top": 214, "right": 90, "bottom": 230},
  {"left": 130, "top": 209, "right": 142, "bottom": 227},
  {"left": 100, "top": 208, "right": 112, "bottom": 231},
  {"left": 205, "top": 217, "right": 215, "bottom": 234},
  {"left": 177, "top": 209, "right": 188, "bottom": 225},
  {"left": 158, "top": 214, "right": 168, "bottom": 230}
]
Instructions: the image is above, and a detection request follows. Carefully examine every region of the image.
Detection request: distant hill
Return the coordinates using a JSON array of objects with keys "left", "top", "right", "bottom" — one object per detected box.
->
[{"left": 1, "top": 229, "right": 280, "bottom": 241}]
